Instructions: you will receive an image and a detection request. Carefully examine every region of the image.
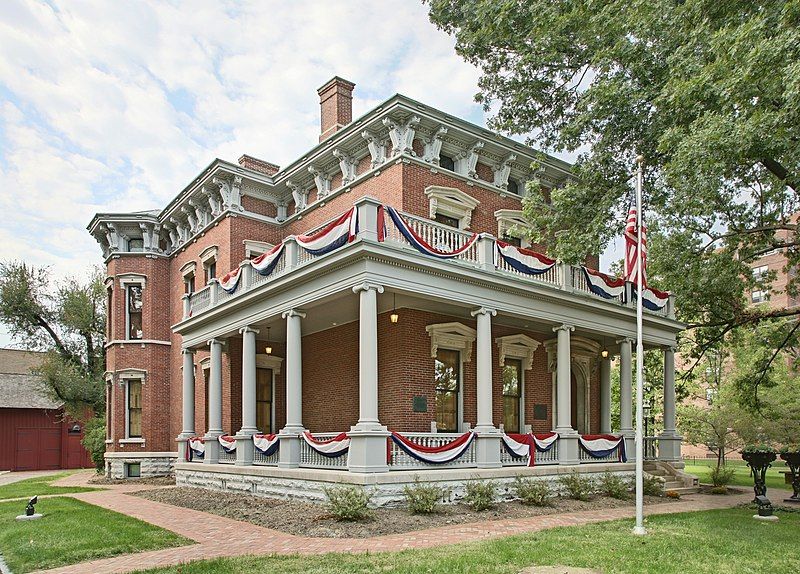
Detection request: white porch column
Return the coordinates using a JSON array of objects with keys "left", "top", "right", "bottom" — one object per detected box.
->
[
  {"left": 279, "top": 309, "right": 306, "bottom": 468},
  {"left": 658, "top": 346, "right": 682, "bottom": 462},
  {"left": 618, "top": 337, "right": 635, "bottom": 459},
  {"left": 348, "top": 283, "right": 390, "bottom": 473},
  {"left": 176, "top": 348, "right": 195, "bottom": 461},
  {"left": 554, "top": 324, "right": 579, "bottom": 465},
  {"left": 471, "top": 307, "right": 501, "bottom": 468},
  {"left": 599, "top": 354, "right": 612, "bottom": 434},
  {"left": 203, "top": 338, "right": 224, "bottom": 464},
  {"left": 236, "top": 326, "right": 259, "bottom": 466}
]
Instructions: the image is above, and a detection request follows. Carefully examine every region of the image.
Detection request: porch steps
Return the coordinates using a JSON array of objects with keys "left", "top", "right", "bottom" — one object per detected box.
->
[{"left": 644, "top": 461, "right": 700, "bottom": 495}]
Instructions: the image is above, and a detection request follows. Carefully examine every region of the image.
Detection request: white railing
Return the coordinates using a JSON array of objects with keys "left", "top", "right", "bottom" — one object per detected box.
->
[
  {"left": 250, "top": 253, "right": 289, "bottom": 289},
  {"left": 578, "top": 445, "right": 621, "bottom": 464},
  {"left": 218, "top": 449, "right": 236, "bottom": 464},
  {"left": 536, "top": 442, "right": 559, "bottom": 465},
  {"left": 499, "top": 440, "right": 559, "bottom": 466},
  {"left": 189, "top": 285, "right": 211, "bottom": 315},
  {"left": 299, "top": 433, "right": 349, "bottom": 469},
  {"left": 388, "top": 432, "right": 477, "bottom": 470},
  {"left": 644, "top": 436, "right": 659, "bottom": 460},
  {"left": 384, "top": 211, "right": 480, "bottom": 266},
  {"left": 253, "top": 449, "right": 280, "bottom": 466},
  {"left": 495, "top": 252, "right": 561, "bottom": 287}
]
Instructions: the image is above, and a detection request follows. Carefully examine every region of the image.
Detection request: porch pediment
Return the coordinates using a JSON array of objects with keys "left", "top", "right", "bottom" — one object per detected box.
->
[{"left": 426, "top": 322, "right": 477, "bottom": 363}]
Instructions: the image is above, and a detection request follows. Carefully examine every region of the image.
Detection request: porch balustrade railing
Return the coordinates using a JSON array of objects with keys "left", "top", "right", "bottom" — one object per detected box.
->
[
  {"left": 189, "top": 285, "right": 211, "bottom": 316},
  {"left": 253, "top": 449, "right": 280, "bottom": 466},
  {"left": 498, "top": 440, "right": 560, "bottom": 466},
  {"left": 495, "top": 250, "right": 561, "bottom": 287},
  {"left": 578, "top": 446, "right": 620, "bottom": 464},
  {"left": 218, "top": 449, "right": 236, "bottom": 464},
  {"left": 644, "top": 436, "right": 659, "bottom": 460},
  {"left": 388, "top": 432, "right": 477, "bottom": 470},
  {"left": 383, "top": 211, "right": 480, "bottom": 266},
  {"left": 299, "top": 433, "right": 349, "bottom": 469}
]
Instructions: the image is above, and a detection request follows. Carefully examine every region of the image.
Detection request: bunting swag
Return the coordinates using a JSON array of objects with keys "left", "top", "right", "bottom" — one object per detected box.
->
[
  {"left": 219, "top": 267, "right": 242, "bottom": 294},
  {"left": 582, "top": 267, "right": 626, "bottom": 299},
  {"left": 631, "top": 284, "right": 670, "bottom": 311},
  {"left": 501, "top": 432, "right": 559, "bottom": 466},
  {"left": 296, "top": 208, "right": 358, "bottom": 256},
  {"left": 578, "top": 434, "right": 627, "bottom": 462},
  {"left": 250, "top": 243, "right": 285, "bottom": 276},
  {"left": 252, "top": 434, "right": 280, "bottom": 457},
  {"left": 218, "top": 435, "right": 237, "bottom": 453},
  {"left": 385, "top": 206, "right": 478, "bottom": 259},
  {"left": 187, "top": 437, "right": 205, "bottom": 461},
  {"left": 302, "top": 432, "right": 350, "bottom": 458},
  {"left": 496, "top": 241, "right": 556, "bottom": 275},
  {"left": 390, "top": 431, "right": 475, "bottom": 464}
]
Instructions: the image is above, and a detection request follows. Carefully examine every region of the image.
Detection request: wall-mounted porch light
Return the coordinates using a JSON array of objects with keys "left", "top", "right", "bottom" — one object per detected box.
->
[
  {"left": 265, "top": 326, "right": 272, "bottom": 355},
  {"left": 390, "top": 293, "right": 399, "bottom": 324},
  {"left": 601, "top": 348, "right": 609, "bottom": 359}
]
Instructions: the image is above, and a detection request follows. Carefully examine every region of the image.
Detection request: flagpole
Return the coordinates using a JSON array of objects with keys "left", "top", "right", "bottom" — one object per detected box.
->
[{"left": 633, "top": 155, "right": 647, "bottom": 536}]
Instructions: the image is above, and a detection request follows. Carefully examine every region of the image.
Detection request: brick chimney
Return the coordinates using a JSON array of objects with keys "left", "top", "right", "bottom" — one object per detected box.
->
[
  {"left": 238, "top": 154, "right": 280, "bottom": 176},
  {"left": 317, "top": 77, "right": 355, "bottom": 142}
]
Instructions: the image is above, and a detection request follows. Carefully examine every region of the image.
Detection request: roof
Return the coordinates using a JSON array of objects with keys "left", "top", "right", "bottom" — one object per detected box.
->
[{"left": 0, "top": 348, "right": 62, "bottom": 410}]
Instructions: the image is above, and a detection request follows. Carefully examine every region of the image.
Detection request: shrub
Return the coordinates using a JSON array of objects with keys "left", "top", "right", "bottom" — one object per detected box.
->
[
  {"left": 597, "top": 472, "right": 630, "bottom": 500},
  {"left": 323, "top": 485, "right": 372, "bottom": 521},
  {"left": 81, "top": 416, "right": 106, "bottom": 473},
  {"left": 642, "top": 474, "right": 665, "bottom": 497},
  {"left": 463, "top": 480, "right": 497, "bottom": 511},
  {"left": 665, "top": 490, "right": 681, "bottom": 499},
  {"left": 403, "top": 479, "right": 448, "bottom": 515},
  {"left": 710, "top": 486, "right": 728, "bottom": 495},
  {"left": 512, "top": 476, "right": 551, "bottom": 506},
  {"left": 709, "top": 464, "right": 736, "bottom": 487},
  {"left": 558, "top": 472, "right": 594, "bottom": 501}
]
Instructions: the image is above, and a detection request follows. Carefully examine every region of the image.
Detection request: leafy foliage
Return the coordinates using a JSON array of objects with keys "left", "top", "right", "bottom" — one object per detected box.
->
[
  {"left": 82, "top": 416, "right": 107, "bottom": 473},
  {"left": 511, "top": 476, "right": 551, "bottom": 506},
  {"left": 596, "top": 472, "right": 630, "bottom": 500},
  {"left": 463, "top": 480, "right": 496, "bottom": 511},
  {"left": 403, "top": 479, "right": 448, "bottom": 515},
  {"left": 709, "top": 464, "right": 736, "bottom": 488},
  {"left": 558, "top": 472, "right": 594, "bottom": 501},
  {"left": 642, "top": 474, "right": 665, "bottom": 497},
  {"left": 323, "top": 486, "right": 372, "bottom": 521}
]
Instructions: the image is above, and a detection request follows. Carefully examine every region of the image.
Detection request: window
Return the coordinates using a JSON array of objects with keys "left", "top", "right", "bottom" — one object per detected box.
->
[
  {"left": 105, "top": 384, "right": 112, "bottom": 440},
  {"left": 184, "top": 273, "right": 195, "bottom": 295},
  {"left": 751, "top": 289, "right": 769, "bottom": 303},
  {"left": 502, "top": 234, "right": 522, "bottom": 247},
  {"left": 256, "top": 368, "right": 273, "bottom": 433},
  {"left": 434, "top": 213, "right": 460, "bottom": 228},
  {"left": 705, "top": 388, "right": 717, "bottom": 405},
  {"left": 126, "top": 285, "right": 143, "bottom": 340},
  {"left": 125, "top": 462, "right": 141, "bottom": 478},
  {"left": 106, "top": 285, "right": 113, "bottom": 339},
  {"left": 502, "top": 359, "right": 522, "bottom": 433},
  {"left": 434, "top": 349, "right": 460, "bottom": 432},
  {"left": 128, "top": 238, "right": 144, "bottom": 252},
  {"left": 199, "top": 246, "right": 219, "bottom": 285},
  {"left": 204, "top": 260, "right": 216, "bottom": 283},
  {"left": 507, "top": 179, "right": 520, "bottom": 195},
  {"left": 126, "top": 380, "right": 142, "bottom": 438},
  {"left": 752, "top": 265, "right": 768, "bottom": 281},
  {"left": 439, "top": 154, "right": 455, "bottom": 171}
]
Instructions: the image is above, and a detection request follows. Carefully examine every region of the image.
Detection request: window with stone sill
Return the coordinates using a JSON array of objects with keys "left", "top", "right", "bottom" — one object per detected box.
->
[
  {"left": 126, "top": 285, "right": 143, "bottom": 340},
  {"left": 434, "top": 348, "right": 460, "bottom": 433},
  {"left": 434, "top": 213, "right": 460, "bottom": 229},
  {"left": 184, "top": 273, "right": 195, "bottom": 295},
  {"left": 126, "top": 379, "right": 143, "bottom": 438},
  {"left": 502, "top": 359, "right": 522, "bottom": 434},
  {"left": 502, "top": 234, "right": 522, "bottom": 247},
  {"left": 204, "top": 260, "right": 216, "bottom": 283},
  {"left": 751, "top": 289, "right": 769, "bottom": 304}
]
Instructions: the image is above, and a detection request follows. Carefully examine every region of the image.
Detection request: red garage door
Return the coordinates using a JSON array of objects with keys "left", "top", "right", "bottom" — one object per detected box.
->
[{"left": 15, "top": 428, "right": 61, "bottom": 471}]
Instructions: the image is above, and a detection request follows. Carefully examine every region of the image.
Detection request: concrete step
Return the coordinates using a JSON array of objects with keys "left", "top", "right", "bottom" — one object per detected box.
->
[
  {"left": 663, "top": 481, "right": 684, "bottom": 490},
  {"left": 665, "top": 486, "right": 701, "bottom": 495}
]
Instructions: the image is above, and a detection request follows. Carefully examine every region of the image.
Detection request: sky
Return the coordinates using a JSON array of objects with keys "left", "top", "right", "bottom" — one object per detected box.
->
[{"left": 0, "top": 0, "right": 621, "bottom": 348}]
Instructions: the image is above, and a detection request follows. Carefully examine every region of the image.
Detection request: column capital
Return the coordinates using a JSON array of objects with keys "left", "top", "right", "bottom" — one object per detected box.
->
[
  {"left": 282, "top": 309, "right": 307, "bottom": 320},
  {"left": 552, "top": 323, "right": 574, "bottom": 333},
  {"left": 239, "top": 325, "right": 260, "bottom": 335},
  {"left": 470, "top": 307, "right": 497, "bottom": 318},
  {"left": 181, "top": 347, "right": 195, "bottom": 356},
  {"left": 207, "top": 338, "right": 225, "bottom": 348},
  {"left": 352, "top": 282, "right": 384, "bottom": 294},
  {"left": 181, "top": 293, "right": 191, "bottom": 301},
  {"left": 663, "top": 345, "right": 677, "bottom": 353},
  {"left": 616, "top": 336, "right": 635, "bottom": 345}
]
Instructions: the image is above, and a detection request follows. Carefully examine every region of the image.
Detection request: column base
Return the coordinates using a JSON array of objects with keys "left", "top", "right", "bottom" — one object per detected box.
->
[
  {"left": 657, "top": 433, "right": 683, "bottom": 462},
  {"left": 234, "top": 431, "right": 257, "bottom": 466},
  {"left": 474, "top": 428, "right": 502, "bottom": 468},
  {"left": 175, "top": 434, "right": 192, "bottom": 462},
  {"left": 277, "top": 428, "right": 304, "bottom": 469},
  {"left": 203, "top": 431, "right": 223, "bottom": 464},
  {"left": 347, "top": 426, "right": 391, "bottom": 473},
  {"left": 620, "top": 430, "right": 636, "bottom": 462},
  {"left": 556, "top": 429, "right": 580, "bottom": 465}
]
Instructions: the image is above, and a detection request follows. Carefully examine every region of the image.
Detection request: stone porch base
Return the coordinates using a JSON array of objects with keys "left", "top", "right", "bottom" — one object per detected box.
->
[
  {"left": 105, "top": 451, "right": 177, "bottom": 479},
  {"left": 175, "top": 461, "right": 637, "bottom": 507}
]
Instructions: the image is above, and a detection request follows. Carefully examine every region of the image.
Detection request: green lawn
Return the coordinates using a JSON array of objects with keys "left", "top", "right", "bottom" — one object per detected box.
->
[
  {"left": 135, "top": 507, "right": 796, "bottom": 574},
  {"left": 0, "top": 471, "right": 98, "bottom": 500},
  {"left": 684, "top": 458, "right": 789, "bottom": 491},
  {"left": 0, "top": 497, "right": 191, "bottom": 573}
]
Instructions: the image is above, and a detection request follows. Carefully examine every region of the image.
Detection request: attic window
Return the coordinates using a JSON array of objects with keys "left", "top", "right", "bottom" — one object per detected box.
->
[
  {"left": 507, "top": 179, "right": 520, "bottom": 195},
  {"left": 439, "top": 154, "right": 455, "bottom": 171},
  {"left": 424, "top": 186, "right": 480, "bottom": 230}
]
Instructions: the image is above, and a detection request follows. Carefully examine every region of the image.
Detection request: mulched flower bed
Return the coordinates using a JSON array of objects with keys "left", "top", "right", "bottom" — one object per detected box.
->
[
  {"left": 90, "top": 475, "right": 177, "bottom": 486},
  {"left": 134, "top": 487, "right": 675, "bottom": 538}
]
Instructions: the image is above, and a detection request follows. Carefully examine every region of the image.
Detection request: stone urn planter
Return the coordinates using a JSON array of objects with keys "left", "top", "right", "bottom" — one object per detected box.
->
[
  {"left": 741, "top": 445, "right": 777, "bottom": 503},
  {"left": 779, "top": 447, "right": 800, "bottom": 503}
]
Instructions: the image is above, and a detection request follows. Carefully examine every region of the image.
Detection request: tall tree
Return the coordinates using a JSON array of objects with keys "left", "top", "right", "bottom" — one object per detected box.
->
[
  {"left": 427, "top": 1, "right": 800, "bottom": 365},
  {"left": 0, "top": 261, "right": 106, "bottom": 419}
]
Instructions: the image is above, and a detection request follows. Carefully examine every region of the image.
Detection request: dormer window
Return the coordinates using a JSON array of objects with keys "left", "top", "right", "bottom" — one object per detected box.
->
[
  {"left": 439, "top": 154, "right": 455, "bottom": 172},
  {"left": 128, "top": 238, "right": 144, "bottom": 252},
  {"left": 507, "top": 179, "right": 520, "bottom": 195},
  {"left": 425, "top": 186, "right": 480, "bottom": 230}
]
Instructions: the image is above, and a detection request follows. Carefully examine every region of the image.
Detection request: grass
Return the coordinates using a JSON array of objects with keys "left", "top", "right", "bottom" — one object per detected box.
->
[
  {"left": 0, "top": 496, "right": 190, "bottom": 573},
  {"left": 0, "top": 471, "right": 98, "bottom": 500},
  {"left": 684, "top": 458, "right": 789, "bottom": 491},
  {"left": 134, "top": 507, "right": 797, "bottom": 574}
]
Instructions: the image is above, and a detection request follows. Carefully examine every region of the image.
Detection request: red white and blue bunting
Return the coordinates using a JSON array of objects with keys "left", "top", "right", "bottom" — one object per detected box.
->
[
  {"left": 219, "top": 268, "right": 242, "bottom": 294},
  {"left": 218, "top": 435, "right": 237, "bottom": 453},
  {"left": 390, "top": 431, "right": 475, "bottom": 464},
  {"left": 252, "top": 433, "right": 280, "bottom": 457},
  {"left": 496, "top": 241, "right": 557, "bottom": 275},
  {"left": 302, "top": 431, "right": 350, "bottom": 458},
  {"left": 631, "top": 284, "right": 670, "bottom": 311},
  {"left": 501, "top": 432, "right": 558, "bottom": 466},
  {"left": 187, "top": 437, "right": 205, "bottom": 461},
  {"left": 250, "top": 243, "right": 285, "bottom": 277},
  {"left": 579, "top": 434, "right": 627, "bottom": 462},
  {"left": 296, "top": 208, "right": 358, "bottom": 256},
  {"left": 384, "top": 206, "right": 479, "bottom": 259},
  {"left": 582, "top": 267, "right": 626, "bottom": 299}
]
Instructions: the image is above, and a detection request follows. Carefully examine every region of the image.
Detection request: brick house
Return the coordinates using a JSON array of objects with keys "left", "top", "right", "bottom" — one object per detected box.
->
[{"left": 88, "top": 78, "right": 687, "bottom": 501}]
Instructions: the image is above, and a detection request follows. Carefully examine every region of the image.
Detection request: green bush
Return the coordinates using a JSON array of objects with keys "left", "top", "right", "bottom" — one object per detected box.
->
[
  {"left": 709, "top": 464, "right": 736, "bottom": 487},
  {"left": 597, "top": 472, "right": 630, "bottom": 500},
  {"left": 463, "top": 480, "right": 497, "bottom": 511},
  {"left": 710, "top": 485, "right": 728, "bottom": 495},
  {"left": 323, "top": 485, "right": 372, "bottom": 521},
  {"left": 81, "top": 416, "right": 106, "bottom": 473},
  {"left": 403, "top": 479, "right": 448, "bottom": 514},
  {"left": 642, "top": 474, "right": 665, "bottom": 497},
  {"left": 512, "top": 476, "right": 551, "bottom": 506},
  {"left": 558, "top": 471, "right": 594, "bottom": 501}
]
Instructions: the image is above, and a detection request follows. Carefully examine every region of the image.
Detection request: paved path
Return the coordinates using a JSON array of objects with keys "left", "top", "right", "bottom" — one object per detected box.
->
[
  {"left": 0, "top": 469, "right": 67, "bottom": 487},
  {"left": 27, "top": 472, "right": 763, "bottom": 574}
]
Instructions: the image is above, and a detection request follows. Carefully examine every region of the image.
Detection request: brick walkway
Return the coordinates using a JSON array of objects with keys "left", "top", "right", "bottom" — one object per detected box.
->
[{"left": 31, "top": 473, "right": 759, "bottom": 574}]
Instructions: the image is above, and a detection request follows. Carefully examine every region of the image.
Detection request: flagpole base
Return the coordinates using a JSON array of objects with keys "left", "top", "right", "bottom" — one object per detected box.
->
[{"left": 632, "top": 525, "right": 647, "bottom": 536}]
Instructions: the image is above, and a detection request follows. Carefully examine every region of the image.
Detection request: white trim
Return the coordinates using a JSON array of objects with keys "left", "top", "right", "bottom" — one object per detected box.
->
[
  {"left": 424, "top": 185, "right": 480, "bottom": 230},
  {"left": 496, "top": 334, "right": 540, "bottom": 371},
  {"left": 494, "top": 209, "right": 532, "bottom": 248},
  {"left": 244, "top": 239, "right": 275, "bottom": 259},
  {"left": 121, "top": 374, "right": 145, "bottom": 440},
  {"left": 180, "top": 261, "right": 197, "bottom": 278},
  {"left": 426, "top": 322, "right": 477, "bottom": 363},
  {"left": 256, "top": 354, "right": 283, "bottom": 374},
  {"left": 118, "top": 438, "right": 145, "bottom": 445},
  {"left": 116, "top": 368, "right": 147, "bottom": 380},
  {"left": 118, "top": 273, "right": 147, "bottom": 289},
  {"left": 199, "top": 245, "right": 219, "bottom": 264},
  {"left": 105, "top": 339, "right": 171, "bottom": 348}
]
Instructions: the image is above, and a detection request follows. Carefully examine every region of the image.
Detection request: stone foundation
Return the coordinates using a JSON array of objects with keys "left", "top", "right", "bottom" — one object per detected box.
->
[
  {"left": 174, "top": 462, "right": 636, "bottom": 507},
  {"left": 105, "top": 451, "right": 177, "bottom": 479}
]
